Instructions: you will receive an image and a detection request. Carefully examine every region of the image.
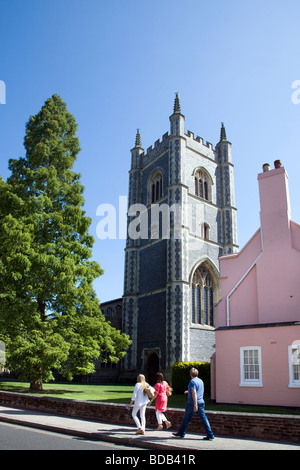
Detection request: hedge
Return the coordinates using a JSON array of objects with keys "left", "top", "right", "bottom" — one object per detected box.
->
[{"left": 171, "top": 361, "right": 211, "bottom": 396}]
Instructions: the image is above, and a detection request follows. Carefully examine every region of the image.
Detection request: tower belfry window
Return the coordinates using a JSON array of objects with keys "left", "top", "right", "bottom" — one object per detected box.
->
[
  {"left": 150, "top": 172, "right": 163, "bottom": 203},
  {"left": 195, "top": 169, "right": 211, "bottom": 201}
]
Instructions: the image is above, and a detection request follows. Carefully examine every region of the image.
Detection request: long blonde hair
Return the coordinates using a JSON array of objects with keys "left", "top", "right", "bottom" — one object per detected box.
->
[{"left": 137, "top": 374, "right": 149, "bottom": 395}]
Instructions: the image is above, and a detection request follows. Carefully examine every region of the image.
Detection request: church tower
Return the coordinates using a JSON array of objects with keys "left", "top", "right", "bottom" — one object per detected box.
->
[{"left": 122, "top": 95, "right": 238, "bottom": 382}]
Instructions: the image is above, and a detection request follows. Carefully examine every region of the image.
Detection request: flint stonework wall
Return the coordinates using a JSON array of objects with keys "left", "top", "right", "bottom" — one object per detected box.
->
[{"left": 0, "top": 391, "right": 299, "bottom": 443}]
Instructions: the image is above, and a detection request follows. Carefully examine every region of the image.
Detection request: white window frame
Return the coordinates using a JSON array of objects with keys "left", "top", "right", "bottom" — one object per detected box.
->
[
  {"left": 240, "top": 346, "right": 263, "bottom": 387},
  {"left": 288, "top": 344, "right": 300, "bottom": 388}
]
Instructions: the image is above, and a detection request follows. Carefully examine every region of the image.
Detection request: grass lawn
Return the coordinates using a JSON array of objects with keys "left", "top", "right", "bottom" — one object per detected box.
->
[{"left": 0, "top": 380, "right": 299, "bottom": 415}]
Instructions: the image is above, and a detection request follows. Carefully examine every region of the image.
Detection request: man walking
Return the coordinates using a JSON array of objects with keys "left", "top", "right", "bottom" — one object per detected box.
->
[{"left": 172, "top": 367, "right": 214, "bottom": 440}]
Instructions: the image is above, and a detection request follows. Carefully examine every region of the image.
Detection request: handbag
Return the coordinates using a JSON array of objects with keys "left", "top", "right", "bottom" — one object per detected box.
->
[
  {"left": 166, "top": 381, "right": 172, "bottom": 396},
  {"left": 145, "top": 385, "right": 155, "bottom": 399}
]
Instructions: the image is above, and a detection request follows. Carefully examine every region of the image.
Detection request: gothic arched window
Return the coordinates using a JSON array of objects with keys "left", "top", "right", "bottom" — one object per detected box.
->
[
  {"left": 194, "top": 169, "right": 211, "bottom": 201},
  {"left": 116, "top": 305, "right": 122, "bottom": 316},
  {"left": 191, "top": 266, "right": 214, "bottom": 326},
  {"left": 150, "top": 171, "right": 163, "bottom": 203}
]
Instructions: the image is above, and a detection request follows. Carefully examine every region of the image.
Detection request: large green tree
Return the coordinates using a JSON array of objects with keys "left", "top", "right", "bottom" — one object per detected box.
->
[{"left": 0, "top": 95, "right": 130, "bottom": 390}]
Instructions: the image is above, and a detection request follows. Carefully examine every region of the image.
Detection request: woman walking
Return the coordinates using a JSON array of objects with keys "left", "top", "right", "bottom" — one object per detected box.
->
[
  {"left": 127, "top": 374, "right": 150, "bottom": 435},
  {"left": 149, "top": 372, "right": 172, "bottom": 430}
]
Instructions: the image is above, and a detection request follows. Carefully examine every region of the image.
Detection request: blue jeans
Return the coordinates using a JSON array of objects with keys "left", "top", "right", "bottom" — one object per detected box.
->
[{"left": 178, "top": 402, "right": 214, "bottom": 439}]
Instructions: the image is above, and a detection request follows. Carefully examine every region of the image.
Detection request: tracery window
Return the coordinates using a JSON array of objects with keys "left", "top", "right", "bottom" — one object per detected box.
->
[
  {"left": 194, "top": 169, "right": 211, "bottom": 201},
  {"left": 151, "top": 171, "right": 163, "bottom": 203},
  {"left": 191, "top": 266, "right": 214, "bottom": 326}
]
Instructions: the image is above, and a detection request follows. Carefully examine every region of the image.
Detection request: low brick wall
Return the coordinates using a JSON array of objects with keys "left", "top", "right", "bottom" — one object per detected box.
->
[{"left": 0, "top": 391, "right": 299, "bottom": 443}]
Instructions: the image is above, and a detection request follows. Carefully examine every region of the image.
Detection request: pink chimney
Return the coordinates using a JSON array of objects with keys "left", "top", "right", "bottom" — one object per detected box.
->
[{"left": 258, "top": 160, "right": 291, "bottom": 252}]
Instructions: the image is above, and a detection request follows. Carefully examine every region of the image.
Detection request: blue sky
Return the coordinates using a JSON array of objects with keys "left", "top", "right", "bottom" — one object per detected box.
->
[{"left": 1, "top": 0, "right": 300, "bottom": 302}]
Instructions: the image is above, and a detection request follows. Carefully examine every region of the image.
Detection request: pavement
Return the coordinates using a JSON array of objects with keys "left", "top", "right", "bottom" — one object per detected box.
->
[{"left": 0, "top": 405, "right": 299, "bottom": 451}]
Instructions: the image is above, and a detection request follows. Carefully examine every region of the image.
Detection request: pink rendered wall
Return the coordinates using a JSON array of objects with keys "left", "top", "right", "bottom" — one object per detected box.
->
[
  {"left": 256, "top": 246, "right": 300, "bottom": 324},
  {"left": 229, "top": 266, "right": 259, "bottom": 325},
  {"left": 291, "top": 221, "right": 300, "bottom": 251},
  {"left": 214, "top": 165, "right": 300, "bottom": 407},
  {"left": 215, "top": 326, "right": 300, "bottom": 407},
  {"left": 217, "top": 230, "right": 262, "bottom": 327},
  {"left": 256, "top": 167, "right": 300, "bottom": 323},
  {"left": 217, "top": 166, "right": 300, "bottom": 328}
]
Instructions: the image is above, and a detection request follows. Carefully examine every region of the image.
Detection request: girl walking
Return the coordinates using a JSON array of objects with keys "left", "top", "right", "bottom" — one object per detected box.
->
[
  {"left": 127, "top": 374, "right": 150, "bottom": 434},
  {"left": 149, "top": 372, "right": 172, "bottom": 430}
]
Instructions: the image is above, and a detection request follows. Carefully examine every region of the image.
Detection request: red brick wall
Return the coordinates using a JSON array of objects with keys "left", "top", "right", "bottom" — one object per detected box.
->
[{"left": 0, "top": 391, "right": 299, "bottom": 443}]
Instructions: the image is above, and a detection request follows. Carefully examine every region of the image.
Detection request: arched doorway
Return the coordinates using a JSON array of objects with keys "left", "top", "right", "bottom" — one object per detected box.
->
[{"left": 147, "top": 352, "right": 159, "bottom": 385}]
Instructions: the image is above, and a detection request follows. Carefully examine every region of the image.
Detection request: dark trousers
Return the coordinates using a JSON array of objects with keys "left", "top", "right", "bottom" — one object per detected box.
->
[{"left": 178, "top": 402, "right": 214, "bottom": 438}]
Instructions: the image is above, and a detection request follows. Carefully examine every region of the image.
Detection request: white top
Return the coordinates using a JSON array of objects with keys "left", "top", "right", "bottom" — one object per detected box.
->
[{"left": 131, "top": 383, "right": 150, "bottom": 406}]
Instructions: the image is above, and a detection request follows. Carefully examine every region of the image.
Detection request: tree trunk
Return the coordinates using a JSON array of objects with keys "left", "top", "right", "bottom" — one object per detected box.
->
[
  {"left": 29, "top": 379, "right": 43, "bottom": 392},
  {"left": 29, "top": 367, "right": 43, "bottom": 391},
  {"left": 37, "top": 298, "right": 46, "bottom": 322}
]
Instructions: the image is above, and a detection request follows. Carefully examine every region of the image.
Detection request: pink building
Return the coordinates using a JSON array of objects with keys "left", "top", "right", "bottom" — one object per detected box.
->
[{"left": 212, "top": 161, "right": 300, "bottom": 407}]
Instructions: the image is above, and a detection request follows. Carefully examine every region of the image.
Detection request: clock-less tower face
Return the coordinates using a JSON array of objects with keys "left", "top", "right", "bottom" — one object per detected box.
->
[{"left": 122, "top": 96, "right": 238, "bottom": 382}]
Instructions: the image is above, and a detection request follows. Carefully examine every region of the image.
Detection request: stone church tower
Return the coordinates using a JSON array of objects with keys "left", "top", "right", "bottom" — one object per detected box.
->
[{"left": 122, "top": 95, "right": 238, "bottom": 382}]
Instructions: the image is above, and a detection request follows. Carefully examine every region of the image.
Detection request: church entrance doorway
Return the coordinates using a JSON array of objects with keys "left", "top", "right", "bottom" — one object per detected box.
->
[{"left": 146, "top": 352, "right": 159, "bottom": 385}]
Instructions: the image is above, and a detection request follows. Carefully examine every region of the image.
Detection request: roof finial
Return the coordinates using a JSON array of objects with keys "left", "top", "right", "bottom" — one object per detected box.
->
[
  {"left": 135, "top": 128, "right": 141, "bottom": 148},
  {"left": 173, "top": 92, "right": 181, "bottom": 114},
  {"left": 220, "top": 122, "right": 227, "bottom": 141}
]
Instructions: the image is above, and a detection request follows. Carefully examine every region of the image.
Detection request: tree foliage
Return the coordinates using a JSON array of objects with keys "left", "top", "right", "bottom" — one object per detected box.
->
[{"left": 0, "top": 95, "right": 131, "bottom": 390}]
